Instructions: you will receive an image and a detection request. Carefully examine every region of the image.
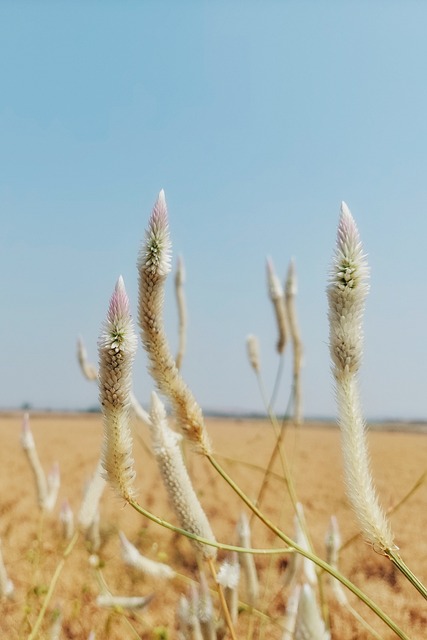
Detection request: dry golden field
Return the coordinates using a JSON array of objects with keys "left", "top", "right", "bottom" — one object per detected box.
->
[{"left": 1, "top": 412, "right": 427, "bottom": 639}]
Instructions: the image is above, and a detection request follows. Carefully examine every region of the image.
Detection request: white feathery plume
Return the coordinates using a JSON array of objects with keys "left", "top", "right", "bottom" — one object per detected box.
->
[
  {"left": 216, "top": 553, "right": 240, "bottom": 625},
  {"left": 44, "top": 462, "right": 60, "bottom": 513},
  {"left": 149, "top": 392, "right": 217, "bottom": 559},
  {"left": 177, "top": 594, "right": 191, "bottom": 638},
  {"left": 282, "top": 584, "right": 301, "bottom": 640},
  {"left": 197, "top": 571, "right": 216, "bottom": 640},
  {"left": 246, "top": 334, "right": 261, "bottom": 373},
  {"left": 324, "top": 517, "right": 348, "bottom": 606},
  {"left": 77, "top": 335, "right": 98, "bottom": 381},
  {"left": 294, "top": 584, "right": 330, "bottom": 640},
  {"left": 20, "top": 413, "right": 48, "bottom": 510},
  {"left": 138, "top": 190, "right": 211, "bottom": 454},
  {"left": 266, "top": 256, "right": 288, "bottom": 354},
  {"left": 188, "top": 584, "right": 204, "bottom": 640},
  {"left": 77, "top": 458, "right": 107, "bottom": 531},
  {"left": 0, "top": 540, "right": 14, "bottom": 599},
  {"left": 119, "top": 531, "right": 175, "bottom": 579},
  {"left": 86, "top": 509, "right": 101, "bottom": 552},
  {"left": 327, "top": 203, "right": 395, "bottom": 553},
  {"left": 98, "top": 276, "right": 138, "bottom": 502},
  {"left": 236, "top": 513, "right": 259, "bottom": 607},
  {"left": 283, "top": 505, "right": 316, "bottom": 589},
  {"left": 59, "top": 499, "right": 74, "bottom": 541},
  {"left": 96, "top": 593, "right": 154, "bottom": 610}
]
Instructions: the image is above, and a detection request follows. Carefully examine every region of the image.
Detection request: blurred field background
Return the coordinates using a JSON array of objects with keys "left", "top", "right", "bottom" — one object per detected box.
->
[{"left": 1, "top": 412, "right": 427, "bottom": 639}]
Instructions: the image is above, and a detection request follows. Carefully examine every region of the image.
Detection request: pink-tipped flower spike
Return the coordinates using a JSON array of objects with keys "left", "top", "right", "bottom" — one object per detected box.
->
[
  {"left": 327, "top": 203, "right": 395, "bottom": 554},
  {"left": 138, "top": 191, "right": 211, "bottom": 454},
  {"left": 149, "top": 391, "right": 217, "bottom": 559},
  {"left": 77, "top": 336, "right": 98, "bottom": 381},
  {"left": 98, "top": 276, "right": 138, "bottom": 502},
  {"left": 59, "top": 499, "right": 74, "bottom": 541},
  {"left": 266, "top": 256, "right": 288, "bottom": 354},
  {"left": 119, "top": 531, "right": 175, "bottom": 579},
  {"left": 20, "top": 413, "right": 48, "bottom": 510}
]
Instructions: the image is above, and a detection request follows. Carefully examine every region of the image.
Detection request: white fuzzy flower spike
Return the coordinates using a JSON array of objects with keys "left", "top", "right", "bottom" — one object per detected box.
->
[
  {"left": 246, "top": 334, "right": 261, "bottom": 373},
  {"left": 0, "top": 540, "right": 14, "bottom": 599},
  {"left": 96, "top": 593, "right": 154, "bottom": 610},
  {"left": 236, "top": 513, "right": 259, "bottom": 606},
  {"left": 98, "top": 276, "right": 137, "bottom": 502},
  {"left": 327, "top": 203, "right": 395, "bottom": 554},
  {"left": 119, "top": 531, "right": 175, "bottom": 579},
  {"left": 149, "top": 391, "right": 217, "bottom": 559},
  {"left": 294, "top": 584, "right": 330, "bottom": 640},
  {"left": 138, "top": 191, "right": 211, "bottom": 454},
  {"left": 20, "top": 413, "right": 48, "bottom": 510},
  {"left": 266, "top": 257, "right": 288, "bottom": 354}
]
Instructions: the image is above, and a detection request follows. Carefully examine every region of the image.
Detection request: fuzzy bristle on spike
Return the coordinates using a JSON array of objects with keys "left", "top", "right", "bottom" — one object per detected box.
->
[
  {"left": 138, "top": 191, "right": 211, "bottom": 454},
  {"left": 328, "top": 203, "right": 395, "bottom": 554},
  {"left": 98, "top": 277, "right": 137, "bottom": 502}
]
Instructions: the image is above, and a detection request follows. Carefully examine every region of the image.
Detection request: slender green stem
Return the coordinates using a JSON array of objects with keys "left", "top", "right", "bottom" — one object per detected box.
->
[
  {"left": 388, "top": 549, "right": 427, "bottom": 601},
  {"left": 127, "top": 497, "right": 292, "bottom": 556},
  {"left": 269, "top": 353, "right": 285, "bottom": 411},
  {"left": 206, "top": 454, "right": 411, "bottom": 640},
  {"left": 27, "top": 531, "right": 80, "bottom": 640}
]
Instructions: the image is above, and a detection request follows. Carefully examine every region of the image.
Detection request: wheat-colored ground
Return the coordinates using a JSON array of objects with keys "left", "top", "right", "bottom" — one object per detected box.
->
[{"left": 1, "top": 412, "right": 427, "bottom": 639}]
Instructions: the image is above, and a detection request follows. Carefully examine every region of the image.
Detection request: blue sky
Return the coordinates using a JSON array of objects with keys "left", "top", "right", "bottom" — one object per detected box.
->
[{"left": 2, "top": 1, "right": 427, "bottom": 419}]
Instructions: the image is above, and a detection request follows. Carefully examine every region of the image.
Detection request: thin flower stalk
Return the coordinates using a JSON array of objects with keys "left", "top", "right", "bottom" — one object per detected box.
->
[
  {"left": 175, "top": 254, "right": 187, "bottom": 371},
  {"left": 285, "top": 258, "right": 303, "bottom": 424},
  {"left": 98, "top": 276, "right": 137, "bottom": 502},
  {"left": 236, "top": 513, "right": 259, "bottom": 607},
  {"left": 266, "top": 257, "right": 288, "bottom": 354},
  {"left": 327, "top": 203, "right": 395, "bottom": 554},
  {"left": 138, "top": 190, "right": 211, "bottom": 454},
  {"left": 20, "top": 413, "right": 48, "bottom": 510},
  {"left": 119, "top": 531, "right": 175, "bottom": 579},
  {"left": 149, "top": 391, "right": 217, "bottom": 559}
]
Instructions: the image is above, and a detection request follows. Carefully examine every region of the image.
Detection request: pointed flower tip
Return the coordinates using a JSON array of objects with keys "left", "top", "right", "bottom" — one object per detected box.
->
[
  {"left": 108, "top": 277, "right": 130, "bottom": 322},
  {"left": 150, "top": 189, "right": 168, "bottom": 227},
  {"left": 337, "top": 201, "right": 360, "bottom": 247}
]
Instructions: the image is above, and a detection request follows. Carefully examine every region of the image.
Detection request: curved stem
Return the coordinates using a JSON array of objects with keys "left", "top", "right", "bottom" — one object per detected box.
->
[
  {"left": 127, "top": 497, "right": 292, "bottom": 556},
  {"left": 206, "top": 454, "right": 411, "bottom": 640}
]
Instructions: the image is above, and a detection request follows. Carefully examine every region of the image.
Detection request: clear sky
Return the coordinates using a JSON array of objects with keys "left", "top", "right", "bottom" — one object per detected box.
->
[{"left": 2, "top": 1, "right": 427, "bottom": 420}]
